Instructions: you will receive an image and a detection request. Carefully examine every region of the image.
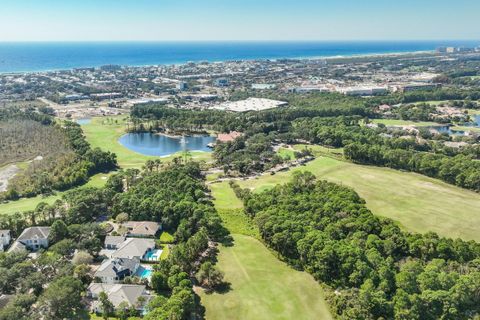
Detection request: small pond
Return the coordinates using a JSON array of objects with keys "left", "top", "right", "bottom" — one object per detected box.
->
[
  {"left": 424, "top": 125, "right": 466, "bottom": 136},
  {"left": 76, "top": 118, "right": 91, "bottom": 125},
  {"left": 119, "top": 132, "right": 215, "bottom": 157},
  {"left": 463, "top": 114, "right": 480, "bottom": 128}
]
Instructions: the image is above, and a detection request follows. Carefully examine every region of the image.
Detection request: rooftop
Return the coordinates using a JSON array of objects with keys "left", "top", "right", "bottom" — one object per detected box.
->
[{"left": 213, "top": 97, "right": 288, "bottom": 112}]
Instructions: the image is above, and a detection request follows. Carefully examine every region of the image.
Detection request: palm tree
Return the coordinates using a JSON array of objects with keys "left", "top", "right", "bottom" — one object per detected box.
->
[{"left": 154, "top": 159, "right": 162, "bottom": 171}]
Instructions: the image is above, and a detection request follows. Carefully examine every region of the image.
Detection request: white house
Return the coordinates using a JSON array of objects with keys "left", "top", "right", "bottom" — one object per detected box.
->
[{"left": 8, "top": 227, "right": 50, "bottom": 253}]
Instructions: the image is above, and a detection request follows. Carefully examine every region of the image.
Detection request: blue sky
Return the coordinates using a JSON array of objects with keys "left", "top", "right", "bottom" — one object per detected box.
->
[{"left": 0, "top": 0, "right": 478, "bottom": 41}]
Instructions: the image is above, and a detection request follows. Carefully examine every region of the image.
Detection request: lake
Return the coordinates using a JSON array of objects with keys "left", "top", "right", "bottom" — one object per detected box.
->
[{"left": 119, "top": 133, "right": 215, "bottom": 157}]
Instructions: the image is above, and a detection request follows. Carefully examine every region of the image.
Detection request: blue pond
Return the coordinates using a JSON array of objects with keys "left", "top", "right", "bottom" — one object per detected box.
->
[
  {"left": 465, "top": 114, "right": 480, "bottom": 128},
  {"left": 76, "top": 118, "right": 91, "bottom": 125},
  {"left": 119, "top": 133, "right": 215, "bottom": 157},
  {"left": 427, "top": 126, "right": 466, "bottom": 136}
]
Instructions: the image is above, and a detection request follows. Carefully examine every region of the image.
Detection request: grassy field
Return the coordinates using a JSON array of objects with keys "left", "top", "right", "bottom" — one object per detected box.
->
[
  {"left": 82, "top": 116, "right": 212, "bottom": 169},
  {"left": 198, "top": 234, "right": 333, "bottom": 320},
  {"left": 0, "top": 172, "right": 111, "bottom": 215},
  {"left": 372, "top": 119, "right": 439, "bottom": 126},
  {"left": 235, "top": 156, "right": 480, "bottom": 241},
  {"left": 451, "top": 125, "right": 480, "bottom": 133},
  {"left": 200, "top": 178, "right": 333, "bottom": 319},
  {"left": 412, "top": 100, "right": 451, "bottom": 106},
  {"left": 209, "top": 181, "right": 244, "bottom": 210}
]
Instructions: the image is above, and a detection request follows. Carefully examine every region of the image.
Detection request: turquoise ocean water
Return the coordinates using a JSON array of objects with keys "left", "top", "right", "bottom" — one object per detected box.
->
[{"left": 0, "top": 41, "right": 478, "bottom": 73}]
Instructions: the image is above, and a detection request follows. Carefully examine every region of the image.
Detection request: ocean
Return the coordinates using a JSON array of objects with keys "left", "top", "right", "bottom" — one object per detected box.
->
[{"left": 0, "top": 41, "right": 478, "bottom": 73}]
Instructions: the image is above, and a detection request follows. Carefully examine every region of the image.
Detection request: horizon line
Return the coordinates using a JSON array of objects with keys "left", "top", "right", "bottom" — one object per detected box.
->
[{"left": 0, "top": 39, "right": 479, "bottom": 43}]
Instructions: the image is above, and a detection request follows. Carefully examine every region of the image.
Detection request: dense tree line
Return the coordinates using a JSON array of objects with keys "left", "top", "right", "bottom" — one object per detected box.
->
[
  {"left": 0, "top": 108, "right": 117, "bottom": 200},
  {"left": 111, "top": 161, "right": 226, "bottom": 241},
  {"left": 292, "top": 116, "right": 480, "bottom": 191},
  {"left": 213, "top": 133, "right": 285, "bottom": 175},
  {"left": 345, "top": 143, "right": 480, "bottom": 191},
  {"left": 242, "top": 172, "right": 480, "bottom": 319},
  {"left": 110, "top": 161, "right": 227, "bottom": 319},
  {"left": 368, "top": 88, "right": 480, "bottom": 106}
]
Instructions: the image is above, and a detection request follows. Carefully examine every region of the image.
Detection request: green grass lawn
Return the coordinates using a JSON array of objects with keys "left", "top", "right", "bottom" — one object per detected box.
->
[
  {"left": 372, "top": 119, "right": 439, "bottom": 126},
  {"left": 202, "top": 178, "right": 333, "bottom": 319},
  {"left": 209, "top": 181, "right": 244, "bottom": 210},
  {"left": 0, "top": 172, "right": 111, "bottom": 215},
  {"left": 277, "top": 147, "right": 296, "bottom": 160},
  {"left": 451, "top": 125, "right": 480, "bottom": 133},
  {"left": 236, "top": 156, "right": 480, "bottom": 241},
  {"left": 159, "top": 231, "right": 174, "bottom": 244},
  {"left": 82, "top": 116, "right": 212, "bottom": 169},
  {"left": 412, "top": 100, "right": 451, "bottom": 106},
  {"left": 197, "top": 234, "right": 333, "bottom": 320},
  {"left": 160, "top": 244, "right": 170, "bottom": 260}
]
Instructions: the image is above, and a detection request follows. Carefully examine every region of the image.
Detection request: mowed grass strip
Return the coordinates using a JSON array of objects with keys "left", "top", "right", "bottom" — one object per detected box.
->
[
  {"left": 82, "top": 116, "right": 212, "bottom": 169},
  {"left": 0, "top": 172, "right": 111, "bottom": 215},
  {"left": 236, "top": 156, "right": 480, "bottom": 241},
  {"left": 202, "top": 179, "right": 333, "bottom": 319},
  {"left": 198, "top": 234, "right": 333, "bottom": 320},
  {"left": 371, "top": 119, "right": 440, "bottom": 126}
]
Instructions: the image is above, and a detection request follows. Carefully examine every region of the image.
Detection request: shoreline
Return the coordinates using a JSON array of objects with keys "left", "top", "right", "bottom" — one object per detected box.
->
[{"left": 0, "top": 48, "right": 449, "bottom": 75}]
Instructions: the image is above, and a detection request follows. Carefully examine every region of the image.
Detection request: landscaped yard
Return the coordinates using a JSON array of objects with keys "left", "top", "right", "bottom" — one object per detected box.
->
[
  {"left": 236, "top": 156, "right": 480, "bottom": 241},
  {"left": 197, "top": 234, "right": 333, "bottom": 320}
]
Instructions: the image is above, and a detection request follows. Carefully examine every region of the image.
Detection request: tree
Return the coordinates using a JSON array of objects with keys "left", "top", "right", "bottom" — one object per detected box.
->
[
  {"left": 72, "top": 250, "right": 93, "bottom": 265},
  {"left": 151, "top": 271, "right": 169, "bottom": 293},
  {"left": 37, "top": 276, "right": 83, "bottom": 320},
  {"left": 48, "top": 220, "right": 69, "bottom": 244},
  {"left": 116, "top": 212, "right": 129, "bottom": 224},
  {"left": 74, "top": 264, "right": 92, "bottom": 284},
  {"left": 99, "top": 291, "right": 115, "bottom": 319},
  {"left": 116, "top": 301, "right": 132, "bottom": 320},
  {"left": 196, "top": 261, "right": 224, "bottom": 291}
]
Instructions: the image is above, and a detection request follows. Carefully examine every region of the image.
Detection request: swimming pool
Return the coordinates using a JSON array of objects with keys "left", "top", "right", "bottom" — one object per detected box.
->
[
  {"left": 136, "top": 266, "right": 153, "bottom": 279},
  {"left": 144, "top": 249, "right": 162, "bottom": 261}
]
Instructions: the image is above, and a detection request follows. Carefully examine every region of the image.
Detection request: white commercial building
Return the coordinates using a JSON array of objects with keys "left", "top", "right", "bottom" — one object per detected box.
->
[{"left": 213, "top": 98, "right": 288, "bottom": 112}]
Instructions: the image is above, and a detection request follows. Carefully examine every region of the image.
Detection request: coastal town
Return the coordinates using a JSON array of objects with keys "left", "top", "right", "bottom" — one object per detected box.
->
[{"left": 1, "top": 46, "right": 480, "bottom": 120}]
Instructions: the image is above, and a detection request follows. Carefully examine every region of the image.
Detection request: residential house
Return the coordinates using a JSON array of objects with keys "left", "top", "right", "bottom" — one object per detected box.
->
[
  {"left": 87, "top": 283, "right": 151, "bottom": 313},
  {"left": 8, "top": 227, "right": 50, "bottom": 252},
  {"left": 111, "top": 238, "right": 156, "bottom": 261},
  {"left": 104, "top": 236, "right": 126, "bottom": 250},
  {"left": 94, "top": 257, "right": 140, "bottom": 284},
  {"left": 0, "top": 230, "right": 11, "bottom": 252},
  {"left": 123, "top": 221, "right": 161, "bottom": 238}
]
